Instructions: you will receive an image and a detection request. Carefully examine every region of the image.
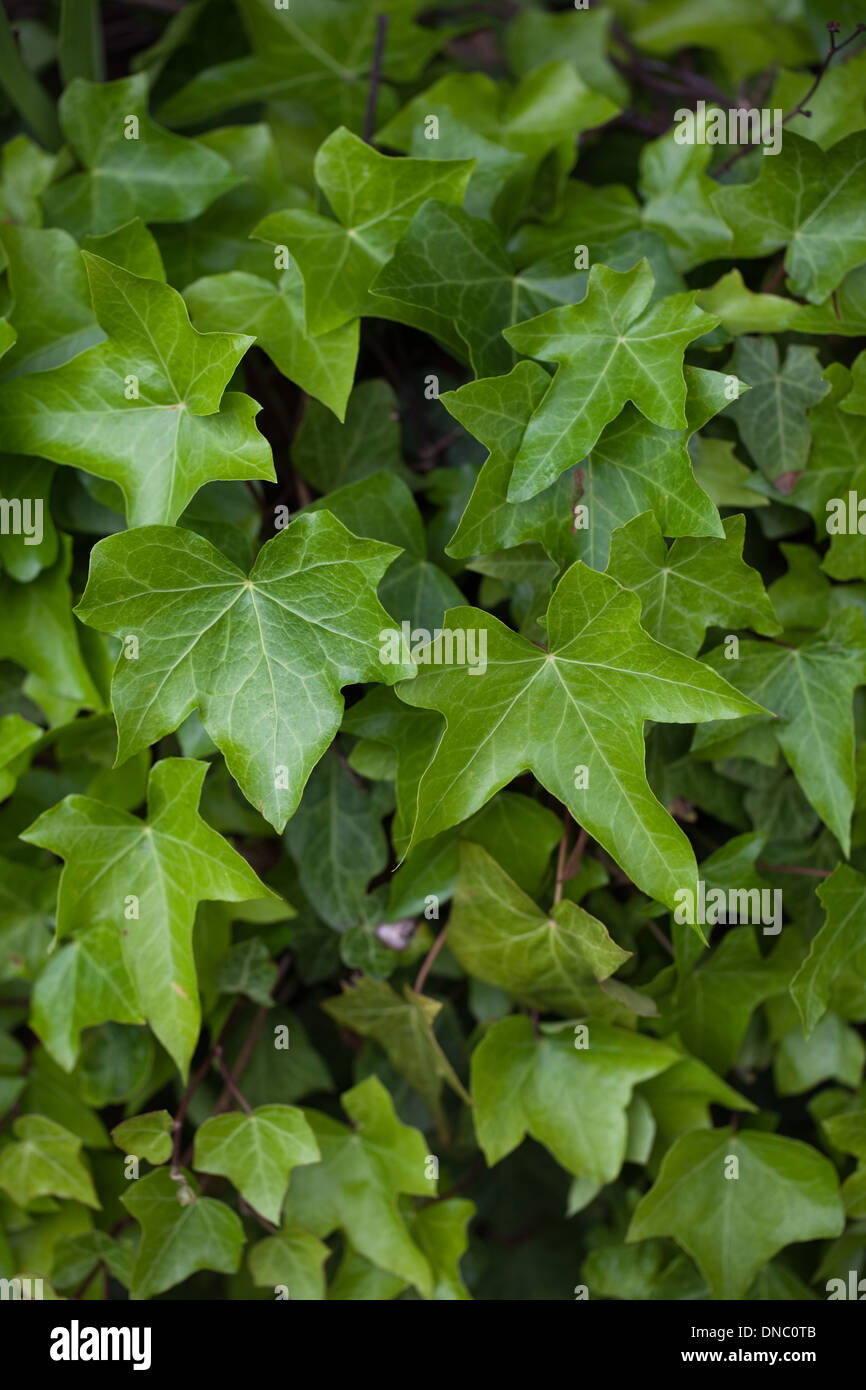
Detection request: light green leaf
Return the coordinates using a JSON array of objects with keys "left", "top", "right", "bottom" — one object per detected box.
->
[
  {"left": 121, "top": 1167, "right": 244, "bottom": 1300},
  {"left": 22, "top": 758, "right": 275, "bottom": 1077},
  {"left": 111, "top": 1111, "right": 174, "bottom": 1166},
  {"left": 31, "top": 922, "right": 142, "bottom": 1072},
  {"left": 0, "top": 1115, "right": 99, "bottom": 1210},
  {"left": 628, "top": 1128, "right": 844, "bottom": 1300},
  {"left": 194, "top": 1104, "right": 320, "bottom": 1224},
  {"left": 791, "top": 865, "right": 866, "bottom": 1035},
  {"left": 248, "top": 1223, "right": 329, "bottom": 1300},
  {"left": 75, "top": 513, "right": 413, "bottom": 830}
]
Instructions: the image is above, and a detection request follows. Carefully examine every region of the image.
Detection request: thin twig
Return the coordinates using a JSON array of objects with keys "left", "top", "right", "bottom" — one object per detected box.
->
[
  {"left": 214, "top": 1045, "right": 253, "bottom": 1115},
  {"left": 362, "top": 15, "right": 390, "bottom": 144},
  {"left": 414, "top": 926, "right": 448, "bottom": 994},
  {"left": 755, "top": 861, "right": 832, "bottom": 879}
]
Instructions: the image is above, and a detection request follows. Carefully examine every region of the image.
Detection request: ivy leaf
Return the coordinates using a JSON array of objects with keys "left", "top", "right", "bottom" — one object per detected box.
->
[
  {"left": 372, "top": 202, "right": 587, "bottom": 376},
  {"left": 184, "top": 266, "right": 358, "bottom": 421},
  {"left": 121, "top": 1167, "right": 244, "bottom": 1300},
  {"left": 0, "top": 253, "right": 273, "bottom": 526},
  {"left": 670, "top": 927, "right": 791, "bottom": 1074},
  {"left": 322, "top": 977, "right": 470, "bottom": 1132},
  {"left": 501, "top": 260, "right": 717, "bottom": 500},
  {"left": 443, "top": 361, "right": 725, "bottom": 570},
  {"left": 291, "top": 379, "right": 410, "bottom": 493},
  {"left": 627, "top": 1128, "right": 845, "bottom": 1300},
  {"left": 160, "top": 0, "right": 450, "bottom": 129},
  {"left": 253, "top": 128, "right": 473, "bottom": 336},
  {"left": 281, "top": 1075, "right": 436, "bottom": 1296},
  {"left": 31, "top": 922, "right": 142, "bottom": 1072},
  {"left": 43, "top": 75, "right": 238, "bottom": 238},
  {"left": 284, "top": 751, "right": 389, "bottom": 928},
  {"left": 0, "top": 857, "right": 58, "bottom": 982},
  {"left": 791, "top": 366, "right": 866, "bottom": 583},
  {"left": 638, "top": 116, "right": 734, "bottom": 271},
  {"left": 791, "top": 866, "right": 866, "bottom": 1036},
  {"left": 111, "top": 1111, "right": 174, "bottom": 1166},
  {"left": 0, "top": 1115, "right": 99, "bottom": 1210},
  {"left": 194, "top": 1105, "right": 321, "bottom": 1224},
  {"left": 726, "top": 337, "right": 830, "bottom": 482},
  {"left": 606, "top": 512, "right": 781, "bottom": 655},
  {"left": 712, "top": 132, "right": 866, "bottom": 305},
  {"left": 447, "top": 842, "right": 647, "bottom": 1019},
  {"left": 0, "top": 224, "right": 101, "bottom": 379},
  {"left": 22, "top": 758, "right": 276, "bottom": 1077},
  {"left": 472, "top": 1016, "right": 677, "bottom": 1181},
  {"left": 397, "top": 567, "right": 760, "bottom": 913},
  {"left": 75, "top": 513, "right": 413, "bottom": 829},
  {"left": 694, "top": 613, "right": 866, "bottom": 855},
  {"left": 0, "top": 537, "right": 102, "bottom": 707},
  {"left": 248, "top": 1223, "right": 330, "bottom": 1300}
]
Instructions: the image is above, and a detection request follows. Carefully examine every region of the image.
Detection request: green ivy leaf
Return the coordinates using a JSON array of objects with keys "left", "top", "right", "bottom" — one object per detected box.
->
[
  {"left": 194, "top": 1104, "right": 320, "bottom": 1224},
  {"left": 111, "top": 1111, "right": 174, "bottom": 1166},
  {"left": 628, "top": 1128, "right": 845, "bottom": 1299},
  {"left": 22, "top": 758, "right": 276, "bottom": 1076},
  {"left": 121, "top": 1167, "right": 244, "bottom": 1300},
  {"left": 0, "top": 1115, "right": 99, "bottom": 1210}
]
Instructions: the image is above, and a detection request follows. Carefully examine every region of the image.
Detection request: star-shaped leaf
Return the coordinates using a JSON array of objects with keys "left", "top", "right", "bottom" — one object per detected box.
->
[
  {"left": 0, "top": 252, "right": 273, "bottom": 526},
  {"left": 443, "top": 361, "right": 726, "bottom": 570},
  {"left": 0, "top": 1115, "right": 99, "bottom": 1210},
  {"left": 42, "top": 75, "right": 238, "bottom": 238},
  {"left": 791, "top": 365, "right": 866, "bottom": 583},
  {"left": 194, "top": 1105, "right": 320, "bottom": 1224},
  {"left": 606, "top": 512, "right": 781, "bottom": 655},
  {"left": 627, "top": 1128, "right": 844, "bottom": 1299},
  {"left": 712, "top": 132, "right": 866, "bottom": 305},
  {"left": 253, "top": 128, "right": 473, "bottom": 336},
  {"left": 472, "top": 1016, "right": 677, "bottom": 1180},
  {"left": 75, "top": 513, "right": 414, "bottom": 830},
  {"left": 281, "top": 1076, "right": 437, "bottom": 1296},
  {"left": 694, "top": 612, "right": 866, "bottom": 854},
  {"left": 501, "top": 260, "right": 717, "bottom": 500},
  {"left": 22, "top": 758, "right": 276, "bottom": 1076},
  {"left": 725, "top": 336, "right": 829, "bottom": 482},
  {"left": 397, "top": 566, "right": 760, "bottom": 912},
  {"left": 121, "top": 1167, "right": 244, "bottom": 1301}
]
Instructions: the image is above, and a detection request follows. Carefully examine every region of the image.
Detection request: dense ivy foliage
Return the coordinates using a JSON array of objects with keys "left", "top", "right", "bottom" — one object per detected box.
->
[{"left": 0, "top": 0, "right": 865, "bottom": 1304}]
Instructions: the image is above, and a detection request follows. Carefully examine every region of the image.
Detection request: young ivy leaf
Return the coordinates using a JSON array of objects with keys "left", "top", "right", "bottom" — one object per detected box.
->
[
  {"left": 712, "top": 131, "right": 866, "bottom": 306},
  {"left": 42, "top": 75, "right": 239, "bottom": 238},
  {"left": 322, "top": 977, "right": 471, "bottom": 1135},
  {"left": 281, "top": 1075, "right": 437, "bottom": 1297},
  {"left": 121, "top": 1168, "right": 244, "bottom": 1301},
  {"left": 792, "top": 365, "right": 866, "bottom": 584},
  {"left": 447, "top": 842, "right": 647, "bottom": 1020},
  {"left": 253, "top": 127, "right": 474, "bottom": 336},
  {"left": 193, "top": 1105, "right": 321, "bottom": 1225},
  {"left": 606, "top": 512, "right": 781, "bottom": 656},
  {"left": 184, "top": 265, "right": 359, "bottom": 421},
  {"left": 248, "top": 1224, "right": 330, "bottom": 1301},
  {"left": 502, "top": 259, "right": 718, "bottom": 500},
  {"left": 396, "top": 566, "right": 761, "bottom": 914},
  {"left": 725, "top": 336, "right": 829, "bottom": 483},
  {"left": 31, "top": 921, "right": 143, "bottom": 1072},
  {"left": 627, "top": 1128, "right": 845, "bottom": 1300},
  {"left": 0, "top": 253, "right": 273, "bottom": 526},
  {"left": 75, "top": 513, "right": 414, "bottom": 831},
  {"left": 0, "top": 1115, "right": 100, "bottom": 1210},
  {"left": 111, "top": 1111, "right": 174, "bottom": 1166},
  {"left": 443, "top": 360, "right": 726, "bottom": 570},
  {"left": 471, "top": 1016, "right": 678, "bottom": 1181},
  {"left": 695, "top": 612, "right": 866, "bottom": 855},
  {"left": 21, "top": 758, "right": 276, "bottom": 1078},
  {"left": 791, "top": 865, "right": 866, "bottom": 1036}
]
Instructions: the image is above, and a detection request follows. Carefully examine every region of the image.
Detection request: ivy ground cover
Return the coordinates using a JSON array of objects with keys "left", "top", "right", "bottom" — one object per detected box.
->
[{"left": 0, "top": 0, "right": 865, "bottom": 1307}]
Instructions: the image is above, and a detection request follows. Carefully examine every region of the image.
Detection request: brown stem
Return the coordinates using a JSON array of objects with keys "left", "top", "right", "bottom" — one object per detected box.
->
[
  {"left": 755, "top": 861, "right": 832, "bottom": 878},
  {"left": 414, "top": 925, "right": 448, "bottom": 994},
  {"left": 214, "top": 1046, "right": 253, "bottom": 1115}
]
